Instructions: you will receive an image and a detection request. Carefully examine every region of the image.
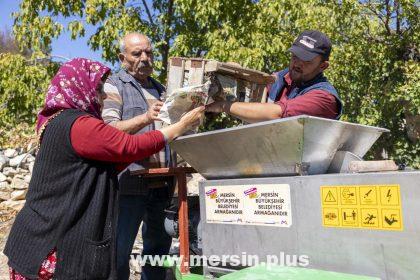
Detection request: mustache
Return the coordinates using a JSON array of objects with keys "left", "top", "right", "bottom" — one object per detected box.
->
[{"left": 137, "top": 61, "right": 152, "bottom": 69}]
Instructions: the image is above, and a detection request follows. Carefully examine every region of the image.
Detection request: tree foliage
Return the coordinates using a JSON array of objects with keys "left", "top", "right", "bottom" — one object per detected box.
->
[
  {"left": 0, "top": 52, "right": 57, "bottom": 146},
  {"left": 6, "top": 0, "right": 420, "bottom": 167},
  {"left": 0, "top": 30, "right": 57, "bottom": 147},
  {"left": 0, "top": 28, "right": 31, "bottom": 56}
]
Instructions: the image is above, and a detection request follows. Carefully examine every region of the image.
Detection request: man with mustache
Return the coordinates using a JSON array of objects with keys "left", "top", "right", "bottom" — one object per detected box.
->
[
  {"left": 102, "top": 33, "right": 172, "bottom": 280},
  {"left": 206, "top": 30, "right": 343, "bottom": 121}
]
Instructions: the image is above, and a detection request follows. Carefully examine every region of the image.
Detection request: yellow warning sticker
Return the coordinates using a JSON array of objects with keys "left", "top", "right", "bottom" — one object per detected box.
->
[
  {"left": 361, "top": 208, "right": 379, "bottom": 228},
  {"left": 382, "top": 208, "right": 402, "bottom": 230},
  {"left": 322, "top": 187, "right": 338, "bottom": 205},
  {"left": 360, "top": 186, "right": 377, "bottom": 205},
  {"left": 340, "top": 187, "right": 357, "bottom": 205},
  {"left": 322, "top": 208, "right": 339, "bottom": 226},
  {"left": 380, "top": 185, "right": 400, "bottom": 206},
  {"left": 341, "top": 208, "right": 359, "bottom": 226},
  {"left": 321, "top": 185, "right": 403, "bottom": 231}
]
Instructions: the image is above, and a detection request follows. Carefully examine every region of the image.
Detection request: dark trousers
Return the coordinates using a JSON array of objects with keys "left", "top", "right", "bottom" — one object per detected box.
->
[{"left": 116, "top": 189, "right": 172, "bottom": 280}]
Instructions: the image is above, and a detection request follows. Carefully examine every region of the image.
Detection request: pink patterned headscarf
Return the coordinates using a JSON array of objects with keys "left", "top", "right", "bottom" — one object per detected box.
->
[{"left": 36, "top": 58, "right": 110, "bottom": 132}]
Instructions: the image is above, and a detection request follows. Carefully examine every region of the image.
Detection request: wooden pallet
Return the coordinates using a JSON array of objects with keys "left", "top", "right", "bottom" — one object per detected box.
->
[{"left": 166, "top": 57, "right": 275, "bottom": 103}]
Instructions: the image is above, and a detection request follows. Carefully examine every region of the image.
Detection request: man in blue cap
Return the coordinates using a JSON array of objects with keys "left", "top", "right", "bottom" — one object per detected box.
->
[{"left": 206, "top": 30, "right": 343, "bottom": 121}]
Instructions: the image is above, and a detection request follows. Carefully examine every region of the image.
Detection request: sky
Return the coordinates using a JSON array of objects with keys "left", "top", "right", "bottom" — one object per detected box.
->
[{"left": 0, "top": 0, "right": 110, "bottom": 66}]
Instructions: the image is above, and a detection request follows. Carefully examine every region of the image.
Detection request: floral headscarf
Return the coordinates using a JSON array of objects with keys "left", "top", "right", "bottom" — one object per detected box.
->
[{"left": 36, "top": 58, "right": 110, "bottom": 133}]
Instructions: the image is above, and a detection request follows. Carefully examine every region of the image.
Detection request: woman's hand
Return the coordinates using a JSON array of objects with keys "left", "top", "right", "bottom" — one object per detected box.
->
[
  {"left": 159, "top": 106, "right": 205, "bottom": 142},
  {"left": 179, "top": 106, "right": 205, "bottom": 131}
]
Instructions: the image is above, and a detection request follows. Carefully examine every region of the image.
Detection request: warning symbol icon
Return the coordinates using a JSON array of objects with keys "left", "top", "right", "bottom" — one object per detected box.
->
[
  {"left": 361, "top": 208, "right": 379, "bottom": 228},
  {"left": 341, "top": 208, "right": 359, "bottom": 226},
  {"left": 325, "top": 191, "right": 336, "bottom": 202},
  {"left": 340, "top": 187, "right": 357, "bottom": 205},
  {"left": 322, "top": 207, "right": 339, "bottom": 226},
  {"left": 381, "top": 209, "right": 402, "bottom": 230},
  {"left": 380, "top": 186, "right": 400, "bottom": 206},
  {"left": 360, "top": 186, "right": 377, "bottom": 205},
  {"left": 321, "top": 187, "right": 338, "bottom": 205}
]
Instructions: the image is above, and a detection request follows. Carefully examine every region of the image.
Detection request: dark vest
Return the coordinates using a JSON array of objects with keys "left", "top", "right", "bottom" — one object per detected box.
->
[
  {"left": 268, "top": 68, "right": 343, "bottom": 119},
  {"left": 4, "top": 109, "right": 118, "bottom": 279},
  {"left": 108, "top": 70, "right": 172, "bottom": 195}
]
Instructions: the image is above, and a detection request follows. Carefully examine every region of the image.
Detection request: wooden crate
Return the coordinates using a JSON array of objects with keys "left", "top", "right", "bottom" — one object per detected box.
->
[{"left": 166, "top": 57, "right": 275, "bottom": 103}]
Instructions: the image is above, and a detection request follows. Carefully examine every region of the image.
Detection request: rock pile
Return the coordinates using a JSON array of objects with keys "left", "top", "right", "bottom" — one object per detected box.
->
[{"left": 0, "top": 145, "right": 36, "bottom": 222}]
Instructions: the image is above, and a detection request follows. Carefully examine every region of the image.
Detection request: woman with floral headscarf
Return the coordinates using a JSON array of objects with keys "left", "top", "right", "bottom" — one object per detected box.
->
[{"left": 4, "top": 58, "right": 203, "bottom": 279}]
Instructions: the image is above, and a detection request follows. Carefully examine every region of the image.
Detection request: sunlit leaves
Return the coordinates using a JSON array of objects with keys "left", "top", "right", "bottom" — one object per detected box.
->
[
  {"left": 7, "top": 0, "right": 420, "bottom": 167},
  {"left": 0, "top": 53, "right": 57, "bottom": 129}
]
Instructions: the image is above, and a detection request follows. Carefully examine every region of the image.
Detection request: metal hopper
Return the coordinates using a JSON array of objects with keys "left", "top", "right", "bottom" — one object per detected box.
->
[{"left": 170, "top": 116, "right": 389, "bottom": 179}]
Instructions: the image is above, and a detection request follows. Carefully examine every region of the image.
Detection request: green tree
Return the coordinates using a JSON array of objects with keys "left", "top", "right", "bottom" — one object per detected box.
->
[
  {"left": 0, "top": 29, "right": 57, "bottom": 147},
  {"left": 11, "top": 0, "right": 420, "bottom": 167},
  {"left": 12, "top": 0, "right": 178, "bottom": 78},
  {"left": 0, "top": 28, "right": 31, "bottom": 56},
  {"left": 0, "top": 52, "right": 57, "bottom": 146}
]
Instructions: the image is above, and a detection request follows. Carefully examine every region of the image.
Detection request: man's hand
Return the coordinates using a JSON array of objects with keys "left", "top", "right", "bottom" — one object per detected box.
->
[
  {"left": 145, "top": 101, "right": 163, "bottom": 123},
  {"left": 109, "top": 101, "right": 164, "bottom": 134},
  {"left": 205, "top": 101, "right": 232, "bottom": 113},
  {"left": 207, "top": 101, "right": 283, "bottom": 123}
]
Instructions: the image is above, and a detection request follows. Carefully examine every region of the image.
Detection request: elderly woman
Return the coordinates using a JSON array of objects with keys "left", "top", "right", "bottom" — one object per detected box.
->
[{"left": 4, "top": 58, "right": 203, "bottom": 279}]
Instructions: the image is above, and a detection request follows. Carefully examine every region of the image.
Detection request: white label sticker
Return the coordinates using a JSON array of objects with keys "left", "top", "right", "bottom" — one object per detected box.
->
[{"left": 205, "top": 184, "right": 292, "bottom": 227}]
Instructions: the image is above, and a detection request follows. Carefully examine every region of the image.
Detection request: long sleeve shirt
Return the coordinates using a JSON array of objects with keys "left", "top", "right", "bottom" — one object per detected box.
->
[{"left": 70, "top": 115, "right": 166, "bottom": 171}]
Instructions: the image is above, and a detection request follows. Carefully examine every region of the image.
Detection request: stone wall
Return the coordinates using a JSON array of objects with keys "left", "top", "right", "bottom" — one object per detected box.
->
[{"left": 0, "top": 146, "right": 36, "bottom": 221}]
